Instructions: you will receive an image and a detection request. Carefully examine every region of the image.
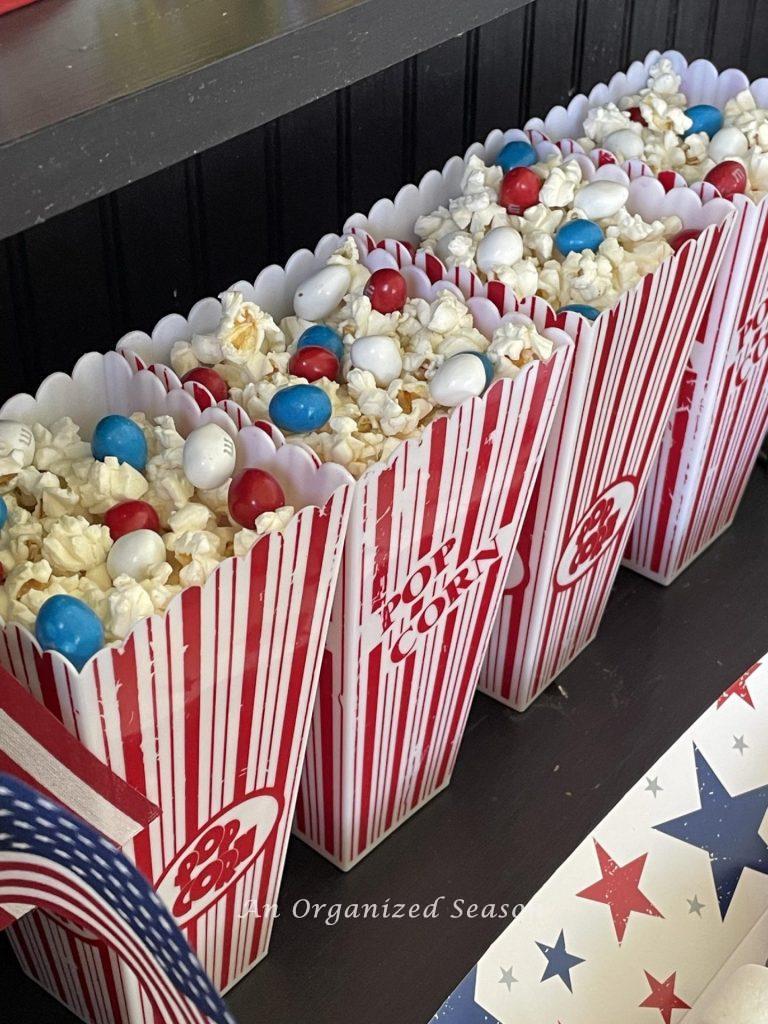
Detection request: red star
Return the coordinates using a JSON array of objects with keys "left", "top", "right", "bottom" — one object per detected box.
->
[
  {"left": 639, "top": 971, "right": 690, "bottom": 1024},
  {"left": 717, "top": 661, "right": 760, "bottom": 709},
  {"left": 576, "top": 841, "right": 663, "bottom": 942}
]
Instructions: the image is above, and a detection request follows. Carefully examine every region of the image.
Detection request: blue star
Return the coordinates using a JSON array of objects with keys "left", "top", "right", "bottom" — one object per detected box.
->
[
  {"left": 536, "top": 929, "right": 585, "bottom": 991},
  {"left": 432, "top": 967, "right": 502, "bottom": 1021},
  {"left": 654, "top": 745, "right": 768, "bottom": 919}
]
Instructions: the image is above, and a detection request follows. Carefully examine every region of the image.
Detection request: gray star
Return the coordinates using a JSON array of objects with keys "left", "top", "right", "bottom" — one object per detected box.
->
[
  {"left": 687, "top": 895, "right": 705, "bottom": 916},
  {"left": 733, "top": 735, "right": 748, "bottom": 755},
  {"left": 645, "top": 776, "right": 663, "bottom": 797},
  {"left": 499, "top": 965, "right": 517, "bottom": 991}
]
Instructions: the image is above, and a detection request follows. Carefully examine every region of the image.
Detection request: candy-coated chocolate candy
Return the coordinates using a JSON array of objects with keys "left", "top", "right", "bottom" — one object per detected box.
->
[
  {"left": 670, "top": 228, "right": 701, "bottom": 252},
  {"left": 603, "top": 128, "right": 644, "bottom": 160},
  {"left": 297, "top": 324, "right": 344, "bottom": 362},
  {"left": 462, "top": 351, "right": 494, "bottom": 388},
  {"left": 596, "top": 150, "right": 617, "bottom": 167},
  {"left": 107, "top": 529, "right": 167, "bottom": 582},
  {"left": 269, "top": 384, "right": 332, "bottom": 433},
  {"left": 35, "top": 595, "right": 104, "bottom": 671},
  {"left": 429, "top": 353, "right": 487, "bottom": 408},
  {"left": 705, "top": 160, "right": 748, "bottom": 200},
  {"left": 0, "top": 421, "right": 35, "bottom": 467},
  {"left": 573, "top": 181, "right": 629, "bottom": 220},
  {"left": 0, "top": 496, "right": 6, "bottom": 530},
  {"left": 364, "top": 268, "right": 408, "bottom": 313},
  {"left": 555, "top": 219, "right": 604, "bottom": 257},
  {"left": 708, "top": 126, "right": 748, "bottom": 163},
  {"left": 228, "top": 468, "right": 286, "bottom": 529},
  {"left": 350, "top": 335, "right": 403, "bottom": 387},
  {"left": 91, "top": 415, "right": 148, "bottom": 472},
  {"left": 684, "top": 104, "right": 724, "bottom": 138},
  {"left": 558, "top": 304, "right": 600, "bottom": 321},
  {"left": 182, "top": 423, "right": 237, "bottom": 491},
  {"left": 181, "top": 367, "right": 229, "bottom": 403},
  {"left": 104, "top": 500, "right": 161, "bottom": 540},
  {"left": 476, "top": 226, "right": 524, "bottom": 273},
  {"left": 0, "top": 565, "right": 5, "bottom": 585},
  {"left": 289, "top": 345, "right": 340, "bottom": 382},
  {"left": 499, "top": 167, "right": 541, "bottom": 213},
  {"left": 496, "top": 140, "right": 537, "bottom": 172},
  {"left": 627, "top": 106, "right": 644, "bottom": 124},
  {"left": 294, "top": 265, "right": 351, "bottom": 321},
  {"left": 658, "top": 170, "right": 679, "bottom": 193}
]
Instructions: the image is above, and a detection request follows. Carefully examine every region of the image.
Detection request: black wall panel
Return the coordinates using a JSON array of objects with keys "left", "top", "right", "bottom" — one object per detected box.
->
[{"left": 1, "top": 0, "right": 767, "bottom": 405}]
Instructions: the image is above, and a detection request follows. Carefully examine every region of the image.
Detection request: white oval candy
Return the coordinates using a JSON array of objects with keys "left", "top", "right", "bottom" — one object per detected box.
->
[
  {"left": 573, "top": 180, "right": 629, "bottom": 219},
  {"left": 603, "top": 129, "right": 645, "bottom": 160},
  {"left": 182, "top": 423, "right": 237, "bottom": 490},
  {"left": 708, "top": 126, "right": 749, "bottom": 163},
  {"left": 476, "top": 227, "right": 524, "bottom": 272},
  {"left": 107, "top": 529, "right": 166, "bottom": 582},
  {"left": 0, "top": 421, "right": 36, "bottom": 468},
  {"left": 429, "top": 353, "right": 487, "bottom": 408},
  {"left": 294, "top": 265, "right": 351, "bottom": 321},
  {"left": 350, "top": 335, "right": 403, "bottom": 387}
]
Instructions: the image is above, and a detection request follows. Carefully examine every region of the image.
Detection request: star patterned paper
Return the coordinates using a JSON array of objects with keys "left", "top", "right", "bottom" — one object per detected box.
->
[{"left": 430, "top": 657, "right": 768, "bottom": 1023}]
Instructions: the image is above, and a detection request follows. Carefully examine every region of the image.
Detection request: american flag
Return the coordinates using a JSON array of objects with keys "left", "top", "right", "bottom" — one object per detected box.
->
[{"left": 0, "top": 775, "right": 236, "bottom": 1024}]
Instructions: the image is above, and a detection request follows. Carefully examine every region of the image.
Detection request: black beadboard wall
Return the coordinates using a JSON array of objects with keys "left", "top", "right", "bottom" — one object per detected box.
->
[{"left": 1, "top": 0, "right": 763, "bottom": 405}]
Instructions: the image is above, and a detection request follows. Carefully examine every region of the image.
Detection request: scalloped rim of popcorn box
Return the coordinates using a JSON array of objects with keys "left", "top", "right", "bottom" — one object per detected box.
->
[{"left": 0, "top": 350, "right": 353, "bottom": 676}]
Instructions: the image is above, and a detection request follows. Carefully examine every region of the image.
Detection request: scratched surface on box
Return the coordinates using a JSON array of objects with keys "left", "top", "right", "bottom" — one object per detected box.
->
[
  {"left": 0, "top": 487, "right": 349, "bottom": 1001},
  {"left": 433, "top": 658, "right": 768, "bottom": 1023},
  {"left": 627, "top": 196, "right": 768, "bottom": 582},
  {"left": 296, "top": 350, "right": 570, "bottom": 867},
  {"left": 482, "top": 218, "right": 728, "bottom": 709}
]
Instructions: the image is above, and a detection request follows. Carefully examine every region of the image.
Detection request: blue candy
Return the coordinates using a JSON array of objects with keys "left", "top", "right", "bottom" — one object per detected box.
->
[
  {"left": 684, "top": 104, "right": 724, "bottom": 138},
  {"left": 91, "top": 415, "right": 148, "bottom": 472},
  {"left": 558, "top": 304, "right": 601, "bottom": 321},
  {"left": 269, "top": 384, "right": 332, "bottom": 433},
  {"left": 555, "top": 219, "right": 604, "bottom": 257},
  {"left": 35, "top": 595, "right": 105, "bottom": 671},
  {"left": 462, "top": 351, "right": 495, "bottom": 389},
  {"left": 297, "top": 325, "right": 345, "bottom": 362},
  {"left": 0, "top": 496, "right": 7, "bottom": 530},
  {"left": 496, "top": 140, "right": 537, "bottom": 172}
]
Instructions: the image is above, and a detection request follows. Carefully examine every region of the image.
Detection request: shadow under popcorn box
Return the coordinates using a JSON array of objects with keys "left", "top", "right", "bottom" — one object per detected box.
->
[
  {"left": 526, "top": 50, "right": 768, "bottom": 585},
  {"left": 345, "top": 130, "right": 734, "bottom": 710},
  {"left": 116, "top": 241, "right": 574, "bottom": 868},
  {"left": 0, "top": 351, "right": 353, "bottom": 1019}
]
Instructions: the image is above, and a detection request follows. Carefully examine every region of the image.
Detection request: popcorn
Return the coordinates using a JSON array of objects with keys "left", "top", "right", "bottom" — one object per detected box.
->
[{"left": 41, "top": 516, "right": 112, "bottom": 575}]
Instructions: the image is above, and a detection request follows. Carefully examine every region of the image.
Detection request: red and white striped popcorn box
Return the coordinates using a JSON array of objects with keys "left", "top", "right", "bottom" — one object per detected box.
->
[
  {"left": 527, "top": 50, "right": 768, "bottom": 584},
  {"left": 116, "top": 246, "right": 574, "bottom": 868},
  {"left": 344, "top": 132, "right": 734, "bottom": 710},
  {"left": 0, "top": 351, "right": 352, "bottom": 1018}
]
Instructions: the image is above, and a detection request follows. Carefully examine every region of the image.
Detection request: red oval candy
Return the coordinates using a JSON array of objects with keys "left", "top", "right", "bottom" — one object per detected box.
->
[
  {"left": 105, "top": 500, "right": 162, "bottom": 540},
  {"left": 363, "top": 268, "right": 407, "bottom": 314},
  {"left": 627, "top": 106, "right": 644, "bottom": 124},
  {"left": 289, "top": 345, "right": 340, "bottom": 382},
  {"left": 228, "top": 469, "right": 286, "bottom": 530},
  {"left": 657, "top": 170, "right": 678, "bottom": 193},
  {"left": 499, "top": 167, "right": 541, "bottom": 214},
  {"left": 704, "top": 160, "right": 748, "bottom": 201},
  {"left": 181, "top": 367, "right": 229, "bottom": 403}
]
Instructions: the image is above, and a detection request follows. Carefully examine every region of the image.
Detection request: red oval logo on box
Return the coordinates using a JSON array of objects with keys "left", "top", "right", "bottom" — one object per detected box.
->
[
  {"left": 555, "top": 478, "right": 637, "bottom": 589},
  {"left": 156, "top": 791, "right": 282, "bottom": 927}
]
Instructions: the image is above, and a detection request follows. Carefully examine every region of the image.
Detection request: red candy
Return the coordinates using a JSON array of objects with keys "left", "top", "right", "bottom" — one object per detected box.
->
[
  {"left": 104, "top": 500, "right": 161, "bottom": 540},
  {"left": 363, "top": 268, "right": 407, "bottom": 314},
  {"left": 228, "top": 469, "right": 286, "bottom": 529},
  {"left": 289, "top": 345, "right": 340, "bottom": 382},
  {"left": 627, "top": 106, "right": 644, "bottom": 124},
  {"left": 597, "top": 150, "right": 617, "bottom": 167},
  {"left": 658, "top": 170, "right": 678, "bottom": 193},
  {"left": 499, "top": 167, "right": 541, "bottom": 213},
  {"left": 705, "top": 160, "right": 748, "bottom": 200},
  {"left": 182, "top": 367, "right": 229, "bottom": 404},
  {"left": 670, "top": 228, "right": 701, "bottom": 253}
]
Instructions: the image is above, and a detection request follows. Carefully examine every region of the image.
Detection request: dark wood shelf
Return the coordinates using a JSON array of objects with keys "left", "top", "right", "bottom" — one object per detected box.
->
[{"left": 0, "top": 0, "right": 532, "bottom": 239}]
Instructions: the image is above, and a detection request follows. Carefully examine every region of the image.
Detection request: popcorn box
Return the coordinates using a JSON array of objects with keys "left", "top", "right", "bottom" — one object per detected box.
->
[
  {"left": 0, "top": 351, "right": 352, "bottom": 1018},
  {"left": 527, "top": 50, "right": 768, "bottom": 585},
  {"left": 345, "top": 133, "right": 733, "bottom": 710},
  {"left": 431, "top": 655, "right": 768, "bottom": 1022},
  {"left": 116, "top": 242, "right": 574, "bottom": 867}
]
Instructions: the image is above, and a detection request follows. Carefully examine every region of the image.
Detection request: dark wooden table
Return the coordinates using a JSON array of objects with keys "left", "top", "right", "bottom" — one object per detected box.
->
[{"left": 4, "top": 467, "right": 768, "bottom": 1023}]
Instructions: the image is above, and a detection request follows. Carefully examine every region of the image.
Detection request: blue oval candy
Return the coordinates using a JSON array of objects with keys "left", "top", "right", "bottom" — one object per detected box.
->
[
  {"left": 35, "top": 595, "right": 105, "bottom": 671},
  {"left": 269, "top": 384, "right": 332, "bottom": 433},
  {"left": 0, "top": 496, "right": 7, "bottom": 530},
  {"left": 462, "top": 351, "right": 495, "bottom": 389},
  {"left": 555, "top": 219, "right": 604, "bottom": 257},
  {"left": 557, "top": 304, "right": 601, "bottom": 321},
  {"left": 684, "top": 104, "right": 724, "bottom": 138},
  {"left": 297, "top": 325, "right": 345, "bottom": 362},
  {"left": 91, "top": 415, "right": 148, "bottom": 472},
  {"left": 496, "top": 140, "right": 537, "bottom": 173}
]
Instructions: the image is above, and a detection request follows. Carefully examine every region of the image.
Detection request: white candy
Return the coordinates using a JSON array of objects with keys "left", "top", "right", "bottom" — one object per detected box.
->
[
  {"left": 573, "top": 180, "right": 629, "bottom": 219},
  {"left": 428, "top": 353, "right": 487, "bottom": 408},
  {"left": 0, "top": 421, "right": 36, "bottom": 468},
  {"left": 476, "top": 227, "right": 524, "bottom": 272},
  {"left": 435, "top": 230, "right": 468, "bottom": 261},
  {"left": 294, "top": 265, "right": 351, "bottom": 321},
  {"left": 603, "top": 129, "right": 645, "bottom": 160},
  {"left": 182, "top": 423, "right": 237, "bottom": 490},
  {"left": 350, "top": 335, "right": 403, "bottom": 387},
  {"left": 107, "top": 529, "right": 166, "bottom": 582},
  {"left": 708, "top": 125, "right": 749, "bottom": 163}
]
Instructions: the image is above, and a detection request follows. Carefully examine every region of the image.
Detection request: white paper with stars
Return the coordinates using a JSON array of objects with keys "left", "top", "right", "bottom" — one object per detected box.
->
[{"left": 433, "top": 657, "right": 768, "bottom": 1023}]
